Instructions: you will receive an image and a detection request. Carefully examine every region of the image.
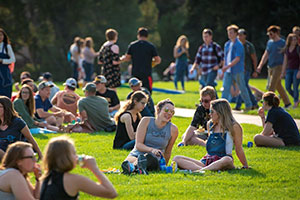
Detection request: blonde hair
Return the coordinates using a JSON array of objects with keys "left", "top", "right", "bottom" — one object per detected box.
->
[
  {"left": 84, "top": 37, "right": 94, "bottom": 48},
  {"left": 200, "top": 86, "right": 216, "bottom": 100},
  {"left": 176, "top": 35, "right": 189, "bottom": 49},
  {"left": 210, "top": 99, "right": 236, "bottom": 134},
  {"left": 42, "top": 136, "right": 75, "bottom": 178},
  {"left": 227, "top": 24, "right": 239, "bottom": 32}
]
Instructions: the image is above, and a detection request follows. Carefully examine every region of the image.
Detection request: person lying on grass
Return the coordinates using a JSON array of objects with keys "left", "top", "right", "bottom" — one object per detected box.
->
[
  {"left": 254, "top": 91, "right": 300, "bottom": 147},
  {"left": 40, "top": 136, "right": 117, "bottom": 199},
  {"left": 121, "top": 99, "right": 178, "bottom": 175},
  {"left": 177, "top": 86, "right": 216, "bottom": 147},
  {"left": 173, "top": 99, "right": 249, "bottom": 171},
  {"left": 113, "top": 91, "right": 148, "bottom": 150}
]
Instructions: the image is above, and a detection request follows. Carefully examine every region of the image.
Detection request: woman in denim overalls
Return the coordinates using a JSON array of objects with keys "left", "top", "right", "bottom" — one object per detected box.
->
[
  {"left": 0, "top": 28, "right": 15, "bottom": 98},
  {"left": 173, "top": 99, "right": 249, "bottom": 171}
]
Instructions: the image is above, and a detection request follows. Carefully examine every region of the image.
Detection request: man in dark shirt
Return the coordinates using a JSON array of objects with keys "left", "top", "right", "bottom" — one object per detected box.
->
[
  {"left": 121, "top": 27, "right": 161, "bottom": 93},
  {"left": 94, "top": 75, "right": 120, "bottom": 117},
  {"left": 126, "top": 77, "right": 155, "bottom": 117},
  {"left": 177, "top": 86, "right": 216, "bottom": 147}
]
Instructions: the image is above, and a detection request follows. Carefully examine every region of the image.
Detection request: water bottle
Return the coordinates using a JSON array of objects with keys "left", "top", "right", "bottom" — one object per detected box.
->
[{"left": 159, "top": 153, "right": 166, "bottom": 171}]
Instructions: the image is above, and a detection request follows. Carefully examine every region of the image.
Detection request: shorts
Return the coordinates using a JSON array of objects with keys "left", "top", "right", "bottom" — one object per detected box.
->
[{"left": 200, "top": 154, "right": 233, "bottom": 166}]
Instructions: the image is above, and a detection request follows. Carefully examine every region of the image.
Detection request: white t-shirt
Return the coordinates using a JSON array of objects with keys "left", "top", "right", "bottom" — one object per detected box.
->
[{"left": 0, "top": 42, "right": 16, "bottom": 64}]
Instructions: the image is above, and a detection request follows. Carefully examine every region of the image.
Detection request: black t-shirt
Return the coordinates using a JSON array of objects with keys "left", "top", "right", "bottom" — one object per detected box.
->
[
  {"left": 96, "top": 88, "right": 120, "bottom": 107},
  {"left": 266, "top": 107, "right": 300, "bottom": 146},
  {"left": 190, "top": 104, "right": 210, "bottom": 130},
  {"left": 113, "top": 112, "right": 140, "bottom": 149},
  {"left": 127, "top": 40, "right": 158, "bottom": 77}
]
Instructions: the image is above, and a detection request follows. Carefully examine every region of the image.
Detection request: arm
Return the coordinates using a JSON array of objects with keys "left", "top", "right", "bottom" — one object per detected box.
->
[
  {"left": 174, "top": 46, "right": 185, "bottom": 58},
  {"left": 261, "top": 122, "right": 274, "bottom": 136},
  {"left": 49, "top": 105, "right": 65, "bottom": 117},
  {"left": 21, "top": 126, "right": 43, "bottom": 159},
  {"left": 258, "top": 107, "right": 266, "bottom": 127},
  {"left": 232, "top": 123, "right": 248, "bottom": 168},
  {"left": 111, "top": 45, "right": 121, "bottom": 65},
  {"left": 281, "top": 54, "right": 288, "bottom": 78},
  {"left": 79, "top": 110, "right": 88, "bottom": 121},
  {"left": 1, "top": 44, "right": 16, "bottom": 64},
  {"left": 51, "top": 93, "right": 58, "bottom": 105},
  {"left": 222, "top": 56, "right": 240, "bottom": 72},
  {"left": 257, "top": 50, "right": 269, "bottom": 73},
  {"left": 152, "top": 56, "right": 161, "bottom": 66},
  {"left": 109, "top": 104, "right": 120, "bottom": 113},
  {"left": 190, "top": 63, "right": 199, "bottom": 74},
  {"left": 163, "top": 124, "right": 179, "bottom": 164},
  {"left": 66, "top": 156, "right": 117, "bottom": 198},
  {"left": 14, "top": 100, "right": 36, "bottom": 128},
  {"left": 251, "top": 53, "right": 258, "bottom": 77},
  {"left": 120, "top": 54, "right": 131, "bottom": 62},
  {"left": 120, "top": 113, "right": 135, "bottom": 140}
]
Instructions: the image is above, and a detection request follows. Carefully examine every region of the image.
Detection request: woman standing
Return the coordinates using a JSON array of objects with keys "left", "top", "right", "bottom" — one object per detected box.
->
[
  {"left": 121, "top": 99, "right": 178, "bottom": 175},
  {"left": 173, "top": 35, "right": 189, "bottom": 91},
  {"left": 0, "top": 96, "right": 42, "bottom": 161},
  {"left": 173, "top": 99, "right": 249, "bottom": 171},
  {"left": 40, "top": 136, "right": 117, "bottom": 199},
  {"left": 0, "top": 142, "right": 41, "bottom": 199},
  {"left": 254, "top": 92, "right": 300, "bottom": 147},
  {"left": 281, "top": 33, "right": 300, "bottom": 108},
  {"left": 83, "top": 37, "right": 99, "bottom": 83},
  {"left": 98, "top": 29, "right": 121, "bottom": 90},
  {"left": 0, "top": 28, "right": 16, "bottom": 98},
  {"left": 69, "top": 37, "right": 83, "bottom": 82},
  {"left": 113, "top": 91, "right": 147, "bottom": 150},
  {"left": 13, "top": 85, "right": 59, "bottom": 132}
]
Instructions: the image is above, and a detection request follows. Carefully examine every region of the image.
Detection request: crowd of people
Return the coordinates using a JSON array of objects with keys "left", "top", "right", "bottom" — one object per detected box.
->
[{"left": 0, "top": 24, "right": 300, "bottom": 198}]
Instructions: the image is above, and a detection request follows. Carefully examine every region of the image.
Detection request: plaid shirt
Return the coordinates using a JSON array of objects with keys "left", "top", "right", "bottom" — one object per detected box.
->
[{"left": 194, "top": 42, "right": 224, "bottom": 75}]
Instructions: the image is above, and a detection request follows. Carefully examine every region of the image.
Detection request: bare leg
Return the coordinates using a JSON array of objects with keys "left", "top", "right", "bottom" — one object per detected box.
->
[
  {"left": 55, "top": 116, "right": 64, "bottom": 127},
  {"left": 201, "top": 156, "right": 234, "bottom": 171},
  {"left": 45, "top": 116, "right": 57, "bottom": 126},
  {"left": 187, "top": 136, "right": 206, "bottom": 146},
  {"left": 173, "top": 155, "right": 204, "bottom": 171},
  {"left": 254, "top": 134, "right": 285, "bottom": 147},
  {"left": 182, "top": 126, "right": 197, "bottom": 144}
]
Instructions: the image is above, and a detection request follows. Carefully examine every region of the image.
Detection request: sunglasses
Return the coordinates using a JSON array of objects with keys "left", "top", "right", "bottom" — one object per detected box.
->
[
  {"left": 140, "top": 101, "right": 147, "bottom": 106},
  {"left": 201, "top": 99, "right": 211, "bottom": 104},
  {"left": 164, "top": 107, "right": 175, "bottom": 115},
  {"left": 22, "top": 153, "right": 38, "bottom": 161}
]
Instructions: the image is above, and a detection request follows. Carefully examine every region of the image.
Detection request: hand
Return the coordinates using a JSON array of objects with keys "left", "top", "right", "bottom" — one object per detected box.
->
[
  {"left": 258, "top": 107, "right": 265, "bottom": 118},
  {"left": 280, "top": 72, "right": 286, "bottom": 79},
  {"left": 151, "top": 148, "right": 162, "bottom": 157},
  {"left": 80, "top": 155, "right": 98, "bottom": 170},
  {"left": 33, "top": 163, "right": 42, "bottom": 180},
  {"left": 212, "top": 65, "right": 219, "bottom": 71},
  {"left": 252, "top": 71, "right": 258, "bottom": 78},
  {"left": 256, "top": 66, "right": 262, "bottom": 73},
  {"left": 222, "top": 66, "right": 228, "bottom": 73},
  {"left": 297, "top": 70, "right": 300, "bottom": 79},
  {"left": 189, "top": 67, "right": 195, "bottom": 74},
  {"left": 219, "top": 71, "right": 224, "bottom": 79}
]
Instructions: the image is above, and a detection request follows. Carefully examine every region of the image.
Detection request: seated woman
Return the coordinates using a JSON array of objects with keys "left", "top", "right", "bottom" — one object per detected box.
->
[
  {"left": 113, "top": 91, "right": 147, "bottom": 150},
  {"left": 13, "top": 84, "right": 59, "bottom": 132},
  {"left": 254, "top": 91, "right": 300, "bottom": 147},
  {"left": 0, "top": 141, "right": 42, "bottom": 200},
  {"left": 40, "top": 136, "right": 117, "bottom": 199},
  {"left": 173, "top": 99, "right": 249, "bottom": 171},
  {"left": 121, "top": 99, "right": 178, "bottom": 175},
  {"left": 178, "top": 86, "right": 216, "bottom": 147},
  {"left": 0, "top": 96, "right": 42, "bottom": 161}
]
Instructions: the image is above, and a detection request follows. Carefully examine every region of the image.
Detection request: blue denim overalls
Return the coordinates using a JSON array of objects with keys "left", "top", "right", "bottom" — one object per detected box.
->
[{"left": 0, "top": 44, "right": 12, "bottom": 98}]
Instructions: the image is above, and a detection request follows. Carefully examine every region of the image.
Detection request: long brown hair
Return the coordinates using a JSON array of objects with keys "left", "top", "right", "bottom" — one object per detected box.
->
[
  {"left": 282, "top": 33, "right": 298, "bottom": 53},
  {"left": 0, "top": 28, "right": 11, "bottom": 53},
  {"left": 114, "top": 91, "right": 148, "bottom": 123},
  {"left": 0, "top": 141, "right": 32, "bottom": 170},
  {"left": 16, "top": 84, "right": 35, "bottom": 117},
  {"left": 0, "top": 96, "right": 19, "bottom": 126},
  {"left": 42, "top": 136, "right": 76, "bottom": 178}
]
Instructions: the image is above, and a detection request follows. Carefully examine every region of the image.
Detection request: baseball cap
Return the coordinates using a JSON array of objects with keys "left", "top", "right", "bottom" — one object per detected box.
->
[
  {"left": 63, "top": 78, "right": 77, "bottom": 88},
  {"left": 83, "top": 82, "right": 96, "bottom": 92},
  {"left": 94, "top": 75, "right": 107, "bottom": 84},
  {"left": 42, "top": 72, "right": 52, "bottom": 80},
  {"left": 38, "top": 81, "right": 53, "bottom": 90},
  {"left": 128, "top": 77, "right": 141, "bottom": 87}
]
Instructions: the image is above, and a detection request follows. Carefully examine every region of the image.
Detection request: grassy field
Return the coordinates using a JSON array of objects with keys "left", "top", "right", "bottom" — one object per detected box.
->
[
  {"left": 57, "top": 78, "right": 300, "bottom": 119},
  {"left": 32, "top": 116, "right": 300, "bottom": 200}
]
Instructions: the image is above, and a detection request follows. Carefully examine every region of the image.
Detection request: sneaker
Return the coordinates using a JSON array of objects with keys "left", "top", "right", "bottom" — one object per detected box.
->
[
  {"left": 121, "top": 160, "right": 134, "bottom": 175},
  {"left": 284, "top": 103, "right": 292, "bottom": 109},
  {"left": 137, "top": 155, "right": 148, "bottom": 175},
  {"left": 177, "top": 142, "right": 185, "bottom": 147}
]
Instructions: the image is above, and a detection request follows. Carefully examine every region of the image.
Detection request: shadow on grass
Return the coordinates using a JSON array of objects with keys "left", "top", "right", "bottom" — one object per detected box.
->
[
  {"left": 255, "top": 146, "right": 300, "bottom": 152},
  {"left": 227, "top": 168, "right": 266, "bottom": 177}
]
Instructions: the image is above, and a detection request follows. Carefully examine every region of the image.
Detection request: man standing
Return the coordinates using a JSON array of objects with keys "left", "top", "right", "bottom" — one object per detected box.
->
[
  {"left": 121, "top": 27, "right": 161, "bottom": 93},
  {"left": 234, "top": 29, "right": 259, "bottom": 110},
  {"left": 127, "top": 77, "right": 155, "bottom": 117},
  {"left": 78, "top": 83, "right": 115, "bottom": 132},
  {"left": 221, "top": 24, "right": 253, "bottom": 111},
  {"left": 190, "top": 28, "right": 224, "bottom": 89},
  {"left": 257, "top": 25, "right": 291, "bottom": 108},
  {"left": 94, "top": 75, "right": 120, "bottom": 117},
  {"left": 35, "top": 81, "right": 70, "bottom": 127}
]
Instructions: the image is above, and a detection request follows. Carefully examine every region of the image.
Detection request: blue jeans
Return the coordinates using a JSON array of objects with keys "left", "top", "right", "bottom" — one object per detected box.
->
[
  {"left": 236, "top": 71, "right": 257, "bottom": 109},
  {"left": 222, "top": 72, "right": 252, "bottom": 108},
  {"left": 122, "top": 140, "right": 135, "bottom": 150},
  {"left": 285, "top": 69, "right": 300, "bottom": 103},
  {"left": 70, "top": 60, "right": 78, "bottom": 81},
  {"left": 202, "top": 70, "right": 218, "bottom": 87},
  {"left": 82, "top": 61, "right": 94, "bottom": 82},
  {"left": 174, "top": 60, "right": 187, "bottom": 90}
]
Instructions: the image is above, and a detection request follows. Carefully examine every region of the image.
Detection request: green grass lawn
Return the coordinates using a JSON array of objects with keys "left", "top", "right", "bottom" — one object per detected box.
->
[
  {"left": 32, "top": 117, "right": 300, "bottom": 200},
  {"left": 57, "top": 78, "right": 299, "bottom": 118}
]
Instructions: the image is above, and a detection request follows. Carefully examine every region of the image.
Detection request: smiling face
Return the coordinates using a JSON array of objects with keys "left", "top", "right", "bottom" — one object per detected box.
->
[
  {"left": 21, "top": 87, "right": 30, "bottom": 101},
  {"left": 157, "top": 103, "right": 175, "bottom": 123},
  {"left": 201, "top": 94, "right": 212, "bottom": 110},
  {"left": 227, "top": 29, "right": 237, "bottom": 40},
  {"left": 39, "top": 86, "right": 51, "bottom": 99},
  {"left": 202, "top": 33, "right": 212, "bottom": 44}
]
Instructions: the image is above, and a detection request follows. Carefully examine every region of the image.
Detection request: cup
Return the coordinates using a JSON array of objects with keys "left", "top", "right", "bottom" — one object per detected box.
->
[
  {"left": 77, "top": 154, "right": 85, "bottom": 167},
  {"left": 247, "top": 141, "right": 253, "bottom": 148}
]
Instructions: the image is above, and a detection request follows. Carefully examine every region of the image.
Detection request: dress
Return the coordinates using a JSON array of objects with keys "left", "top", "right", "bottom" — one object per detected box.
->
[{"left": 98, "top": 43, "right": 121, "bottom": 88}]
